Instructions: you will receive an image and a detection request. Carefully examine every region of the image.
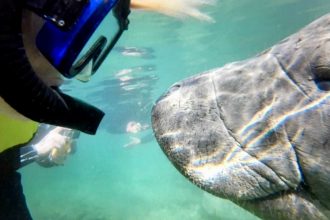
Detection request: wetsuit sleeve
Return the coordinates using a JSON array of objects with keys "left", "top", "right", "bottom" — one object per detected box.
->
[{"left": 0, "top": 0, "right": 104, "bottom": 135}]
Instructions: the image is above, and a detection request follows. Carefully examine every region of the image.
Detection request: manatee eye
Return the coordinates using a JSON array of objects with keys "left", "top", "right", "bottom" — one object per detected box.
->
[{"left": 312, "top": 65, "right": 330, "bottom": 91}]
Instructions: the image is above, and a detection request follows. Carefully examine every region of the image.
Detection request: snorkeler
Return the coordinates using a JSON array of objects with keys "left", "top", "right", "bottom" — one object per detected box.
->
[
  {"left": 0, "top": 0, "right": 213, "bottom": 219},
  {"left": 0, "top": 0, "right": 129, "bottom": 218}
]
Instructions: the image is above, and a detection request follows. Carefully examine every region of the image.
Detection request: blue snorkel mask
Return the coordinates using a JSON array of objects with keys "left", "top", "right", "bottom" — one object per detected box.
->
[{"left": 29, "top": 0, "right": 130, "bottom": 82}]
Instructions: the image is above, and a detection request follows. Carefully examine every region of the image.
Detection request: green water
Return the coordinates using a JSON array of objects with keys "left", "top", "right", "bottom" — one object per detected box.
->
[{"left": 21, "top": 1, "right": 330, "bottom": 219}]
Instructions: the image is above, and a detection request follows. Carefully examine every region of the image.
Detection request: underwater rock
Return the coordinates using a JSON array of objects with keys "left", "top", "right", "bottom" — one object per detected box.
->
[{"left": 152, "top": 13, "right": 330, "bottom": 220}]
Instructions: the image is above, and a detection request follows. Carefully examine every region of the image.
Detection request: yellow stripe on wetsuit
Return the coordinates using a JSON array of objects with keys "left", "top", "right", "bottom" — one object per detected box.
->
[{"left": 0, "top": 114, "right": 38, "bottom": 153}]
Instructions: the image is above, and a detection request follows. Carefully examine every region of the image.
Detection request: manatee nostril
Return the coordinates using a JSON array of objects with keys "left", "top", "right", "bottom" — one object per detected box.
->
[
  {"left": 169, "top": 83, "right": 181, "bottom": 92},
  {"left": 155, "top": 83, "right": 181, "bottom": 103}
]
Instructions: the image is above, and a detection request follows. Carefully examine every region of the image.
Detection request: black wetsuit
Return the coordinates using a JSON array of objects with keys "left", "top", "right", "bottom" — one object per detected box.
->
[
  {"left": 0, "top": 0, "right": 105, "bottom": 219},
  {"left": 0, "top": 145, "right": 32, "bottom": 220}
]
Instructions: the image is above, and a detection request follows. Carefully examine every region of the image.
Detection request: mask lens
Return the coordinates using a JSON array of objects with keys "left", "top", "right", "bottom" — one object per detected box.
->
[{"left": 71, "top": 11, "right": 121, "bottom": 81}]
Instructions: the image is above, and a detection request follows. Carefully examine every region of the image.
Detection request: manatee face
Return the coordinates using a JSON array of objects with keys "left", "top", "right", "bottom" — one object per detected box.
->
[{"left": 152, "top": 14, "right": 330, "bottom": 220}]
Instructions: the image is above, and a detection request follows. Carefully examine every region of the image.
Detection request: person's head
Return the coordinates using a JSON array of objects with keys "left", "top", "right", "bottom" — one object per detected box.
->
[{"left": 23, "top": 0, "right": 130, "bottom": 83}]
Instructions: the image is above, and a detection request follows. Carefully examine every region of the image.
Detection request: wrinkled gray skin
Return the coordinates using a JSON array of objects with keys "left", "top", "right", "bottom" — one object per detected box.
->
[{"left": 152, "top": 14, "right": 330, "bottom": 220}]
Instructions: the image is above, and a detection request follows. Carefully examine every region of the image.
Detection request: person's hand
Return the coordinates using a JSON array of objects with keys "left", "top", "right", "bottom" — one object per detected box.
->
[
  {"left": 131, "top": 0, "right": 216, "bottom": 22},
  {"left": 33, "top": 127, "right": 79, "bottom": 167}
]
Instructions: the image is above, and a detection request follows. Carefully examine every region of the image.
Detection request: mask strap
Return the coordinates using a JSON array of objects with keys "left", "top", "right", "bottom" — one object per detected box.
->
[{"left": 25, "top": 0, "right": 88, "bottom": 30}]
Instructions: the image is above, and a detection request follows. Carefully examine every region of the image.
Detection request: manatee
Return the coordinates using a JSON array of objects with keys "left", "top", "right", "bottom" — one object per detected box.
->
[{"left": 151, "top": 13, "right": 330, "bottom": 220}]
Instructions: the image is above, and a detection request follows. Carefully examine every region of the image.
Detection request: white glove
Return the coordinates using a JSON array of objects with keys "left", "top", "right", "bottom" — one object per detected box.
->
[{"left": 33, "top": 126, "right": 79, "bottom": 166}]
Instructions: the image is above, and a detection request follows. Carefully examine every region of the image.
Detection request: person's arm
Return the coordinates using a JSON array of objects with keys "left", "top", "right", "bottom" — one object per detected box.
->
[
  {"left": 0, "top": 47, "right": 104, "bottom": 135},
  {"left": 130, "top": 0, "right": 215, "bottom": 22},
  {"left": 131, "top": 0, "right": 160, "bottom": 10}
]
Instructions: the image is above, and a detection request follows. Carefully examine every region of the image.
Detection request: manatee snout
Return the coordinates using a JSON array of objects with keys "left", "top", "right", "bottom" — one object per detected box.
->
[
  {"left": 152, "top": 73, "right": 221, "bottom": 162},
  {"left": 152, "top": 73, "right": 229, "bottom": 177}
]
